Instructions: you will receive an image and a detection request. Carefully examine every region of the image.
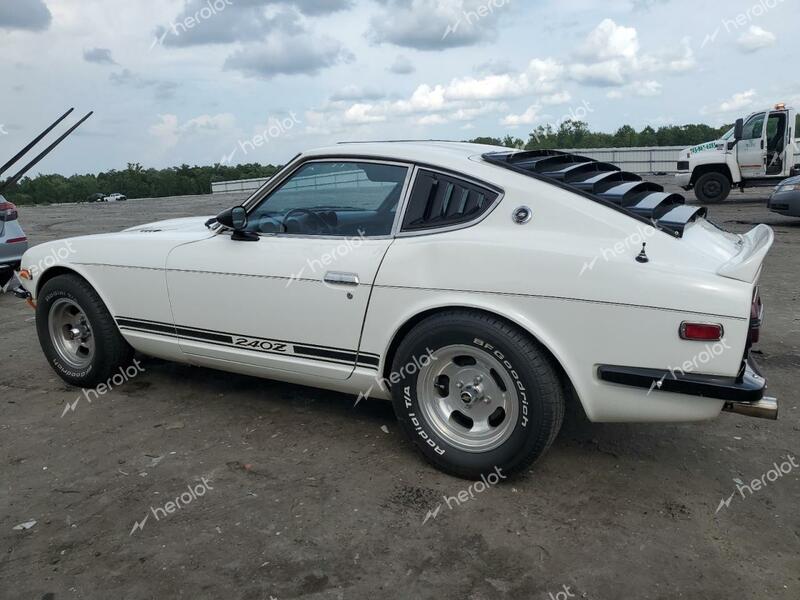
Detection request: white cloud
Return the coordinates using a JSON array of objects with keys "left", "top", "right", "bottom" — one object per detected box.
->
[
  {"left": 541, "top": 91, "right": 572, "bottom": 105},
  {"left": 701, "top": 90, "right": 758, "bottom": 115},
  {"left": 502, "top": 105, "right": 542, "bottom": 127},
  {"left": 737, "top": 26, "right": 776, "bottom": 53},
  {"left": 150, "top": 113, "right": 236, "bottom": 148},
  {"left": 577, "top": 19, "right": 639, "bottom": 61},
  {"left": 224, "top": 32, "right": 353, "bottom": 78},
  {"left": 569, "top": 22, "right": 694, "bottom": 87},
  {"left": 369, "top": 0, "right": 512, "bottom": 50},
  {"left": 344, "top": 103, "right": 387, "bottom": 124}
]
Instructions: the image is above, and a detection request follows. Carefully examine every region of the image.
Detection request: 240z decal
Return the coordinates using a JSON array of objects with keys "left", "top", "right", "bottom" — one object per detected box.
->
[{"left": 233, "top": 337, "right": 289, "bottom": 353}]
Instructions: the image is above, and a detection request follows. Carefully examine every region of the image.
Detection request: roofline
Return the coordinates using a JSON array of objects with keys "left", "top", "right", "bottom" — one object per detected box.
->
[{"left": 336, "top": 139, "right": 472, "bottom": 145}]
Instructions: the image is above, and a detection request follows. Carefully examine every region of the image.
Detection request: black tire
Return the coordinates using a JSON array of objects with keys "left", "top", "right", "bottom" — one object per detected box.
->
[
  {"left": 694, "top": 172, "right": 731, "bottom": 204},
  {"left": 36, "top": 274, "right": 135, "bottom": 387},
  {"left": 390, "top": 310, "right": 565, "bottom": 480}
]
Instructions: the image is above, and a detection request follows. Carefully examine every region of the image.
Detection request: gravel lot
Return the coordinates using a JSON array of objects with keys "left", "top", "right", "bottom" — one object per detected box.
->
[{"left": 1, "top": 183, "right": 798, "bottom": 600}]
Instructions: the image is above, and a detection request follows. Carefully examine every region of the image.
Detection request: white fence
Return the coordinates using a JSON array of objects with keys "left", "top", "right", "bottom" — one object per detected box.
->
[
  {"left": 209, "top": 146, "right": 686, "bottom": 194},
  {"left": 558, "top": 146, "right": 685, "bottom": 174},
  {"left": 211, "top": 177, "right": 271, "bottom": 194}
]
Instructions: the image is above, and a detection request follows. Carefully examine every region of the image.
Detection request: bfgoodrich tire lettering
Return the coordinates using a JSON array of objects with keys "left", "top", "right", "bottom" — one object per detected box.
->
[
  {"left": 36, "top": 274, "right": 135, "bottom": 388},
  {"left": 391, "top": 310, "right": 565, "bottom": 479}
]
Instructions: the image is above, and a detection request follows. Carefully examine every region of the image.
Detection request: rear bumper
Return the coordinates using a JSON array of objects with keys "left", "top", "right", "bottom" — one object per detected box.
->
[{"left": 597, "top": 357, "right": 777, "bottom": 420}]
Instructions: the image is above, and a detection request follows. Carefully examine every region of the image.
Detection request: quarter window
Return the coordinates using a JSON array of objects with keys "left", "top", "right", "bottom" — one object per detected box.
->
[
  {"left": 246, "top": 161, "right": 408, "bottom": 237},
  {"left": 401, "top": 170, "right": 498, "bottom": 232}
]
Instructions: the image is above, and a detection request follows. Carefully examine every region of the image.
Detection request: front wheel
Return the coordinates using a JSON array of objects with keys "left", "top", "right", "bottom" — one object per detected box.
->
[
  {"left": 36, "top": 274, "right": 135, "bottom": 387},
  {"left": 694, "top": 172, "right": 731, "bottom": 204},
  {"left": 390, "top": 311, "right": 565, "bottom": 479}
]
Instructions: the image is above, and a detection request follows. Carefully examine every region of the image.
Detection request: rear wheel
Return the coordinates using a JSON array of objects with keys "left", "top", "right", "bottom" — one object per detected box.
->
[
  {"left": 694, "top": 172, "right": 731, "bottom": 204},
  {"left": 36, "top": 274, "right": 135, "bottom": 387},
  {"left": 390, "top": 310, "right": 565, "bottom": 479}
]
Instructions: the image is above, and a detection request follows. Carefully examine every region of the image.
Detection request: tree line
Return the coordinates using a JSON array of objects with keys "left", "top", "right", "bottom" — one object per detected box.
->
[
  {"left": 3, "top": 162, "right": 280, "bottom": 206},
  {"left": 469, "top": 120, "right": 732, "bottom": 151},
  {"left": 2, "top": 120, "right": 733, "bottom": 205}
]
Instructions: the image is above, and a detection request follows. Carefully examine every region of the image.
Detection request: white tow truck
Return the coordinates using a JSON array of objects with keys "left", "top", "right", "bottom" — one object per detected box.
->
[{"left": 676, "top": 103, "right": 800, "bottom": 203}]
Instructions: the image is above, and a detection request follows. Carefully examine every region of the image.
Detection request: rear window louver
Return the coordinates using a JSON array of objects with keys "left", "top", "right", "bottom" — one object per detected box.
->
[
  {"left": 402, "top": 170, "right": 499, "bottom": 231},
  {"left": 483, "top": 150, "right": 706, "bottom": 237}
]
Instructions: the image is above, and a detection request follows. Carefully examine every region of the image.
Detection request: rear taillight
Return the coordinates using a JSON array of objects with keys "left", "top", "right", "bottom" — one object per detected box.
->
[
  {"left": 680, "top": 322, "right": 724, "bottom": 341},
  {"left": 0, "top": 201, "right": 18, "bottom": 222}
]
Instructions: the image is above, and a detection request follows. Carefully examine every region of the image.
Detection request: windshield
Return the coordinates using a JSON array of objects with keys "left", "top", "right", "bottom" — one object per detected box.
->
[{"left": 720, "top": 127, "right": 735, "bottom": 140}]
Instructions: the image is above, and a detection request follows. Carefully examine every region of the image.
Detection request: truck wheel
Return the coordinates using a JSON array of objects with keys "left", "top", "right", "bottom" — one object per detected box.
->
[
  {"left": 390, "top": 310, "right": 565, "bottom": 480},
  {"left": 36, "top": 274, "right": 135, "bottom": 388},
  {"left": 694, "top": 172, "right": 731, "bottom": 204}
]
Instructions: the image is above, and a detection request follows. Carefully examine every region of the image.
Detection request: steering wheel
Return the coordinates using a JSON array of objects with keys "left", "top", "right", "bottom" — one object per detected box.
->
[{"left": 282, "top": 208, "right": 337, "bottom": 235}]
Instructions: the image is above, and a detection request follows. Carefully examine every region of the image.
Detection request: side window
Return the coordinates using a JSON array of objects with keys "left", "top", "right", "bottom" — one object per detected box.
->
[
  {"left": 246, "top": 161, "right": 408, "bottom": 237},
  {"left": 401, "top": 170, "right": 499, "bottom": 232},
  {"left": 742, "top": 113, "right": 766, "bottom": 140},
  {"left": 795, "top": 114, "right": 800, "bottom": 140}
]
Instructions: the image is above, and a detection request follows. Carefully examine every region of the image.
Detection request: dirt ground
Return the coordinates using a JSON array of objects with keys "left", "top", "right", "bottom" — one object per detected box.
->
[{"left": 1, "top": 184, "right": 798, "bottom": 600}]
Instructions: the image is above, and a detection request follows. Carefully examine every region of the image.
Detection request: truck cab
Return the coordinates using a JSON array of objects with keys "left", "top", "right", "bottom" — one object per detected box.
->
[{"left": 676, "top": 104, "right": 800, "bottom": 203}]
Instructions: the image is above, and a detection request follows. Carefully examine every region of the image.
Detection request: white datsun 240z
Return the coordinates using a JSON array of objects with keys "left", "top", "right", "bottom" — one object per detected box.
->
[{"left": 15, "top": 142, "right": 777, "bottom": 479}]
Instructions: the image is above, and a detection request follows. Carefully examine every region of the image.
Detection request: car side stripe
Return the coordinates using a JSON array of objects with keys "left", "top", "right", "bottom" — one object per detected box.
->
[{"left": 115, "top": 317, "right": 379, "bottom": 370}]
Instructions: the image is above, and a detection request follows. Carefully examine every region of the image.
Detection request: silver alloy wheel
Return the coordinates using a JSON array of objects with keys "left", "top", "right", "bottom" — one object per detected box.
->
[
  {"left": 48, "top": 298, "right": 95, "bottom": 370},
  {"left": 416, "top": 344, "right": 520, "bottom": 453}
]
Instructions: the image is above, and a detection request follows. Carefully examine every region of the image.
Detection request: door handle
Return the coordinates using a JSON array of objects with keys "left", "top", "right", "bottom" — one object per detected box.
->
[{"left": 324, "top": 272, "right": 360, "bottom": 286}]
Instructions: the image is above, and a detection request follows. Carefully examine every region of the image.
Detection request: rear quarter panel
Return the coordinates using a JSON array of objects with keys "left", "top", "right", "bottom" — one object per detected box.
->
[{"left": 363, "top": 172, "right": 750, "bottom": 422}]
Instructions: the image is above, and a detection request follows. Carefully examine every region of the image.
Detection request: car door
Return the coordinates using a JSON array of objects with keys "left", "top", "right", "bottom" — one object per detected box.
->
[
  {"left": 165, "top": 158, "right": 412, "bottom": 380},
  {"left": 764, "top": 110, "right": 789, "bottom": 175},
  {"left": 737, "top": 111, "right": 767, "bottom": 178}
]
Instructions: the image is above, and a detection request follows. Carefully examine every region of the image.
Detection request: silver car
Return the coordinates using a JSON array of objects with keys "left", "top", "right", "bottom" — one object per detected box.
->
[
  {"left": 0, "top": 196, "right": 28, "bottom": 289},
  {"left": 768, "top": 175, "right": 800, "bottom": 217}
]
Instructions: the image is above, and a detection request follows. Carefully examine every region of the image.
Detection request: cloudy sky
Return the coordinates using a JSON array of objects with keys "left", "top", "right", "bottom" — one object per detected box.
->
[{"left": 0, "top": 0, "right": 797, "bottom": 175}]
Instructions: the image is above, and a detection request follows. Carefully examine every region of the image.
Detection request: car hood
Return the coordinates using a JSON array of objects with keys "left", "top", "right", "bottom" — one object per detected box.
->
[
  {"left": 777, "top": 175, "right": 800, "bottom": 186},
  {"left": 19, "top": 216, "right": 217, "bottom": 284},
  {"left": 123, "top": 216, "right": 213, "bottom": 233}
]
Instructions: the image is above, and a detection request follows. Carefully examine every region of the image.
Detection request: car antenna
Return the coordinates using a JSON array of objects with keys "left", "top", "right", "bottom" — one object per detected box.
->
[
  {"left": 0, "top": 110, "right": 93, "bottom": 193},
  {"left": 0, "top": 108, "right": 75, "bottom": 178}
]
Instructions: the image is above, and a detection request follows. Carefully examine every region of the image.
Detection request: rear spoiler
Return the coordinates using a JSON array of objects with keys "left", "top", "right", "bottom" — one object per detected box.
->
[
  {"left": 718, "top": 224, "right": 774, "bottom": 283},
  {"left": 482, "top": 150, "right": 707, "bottom": 237}
]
